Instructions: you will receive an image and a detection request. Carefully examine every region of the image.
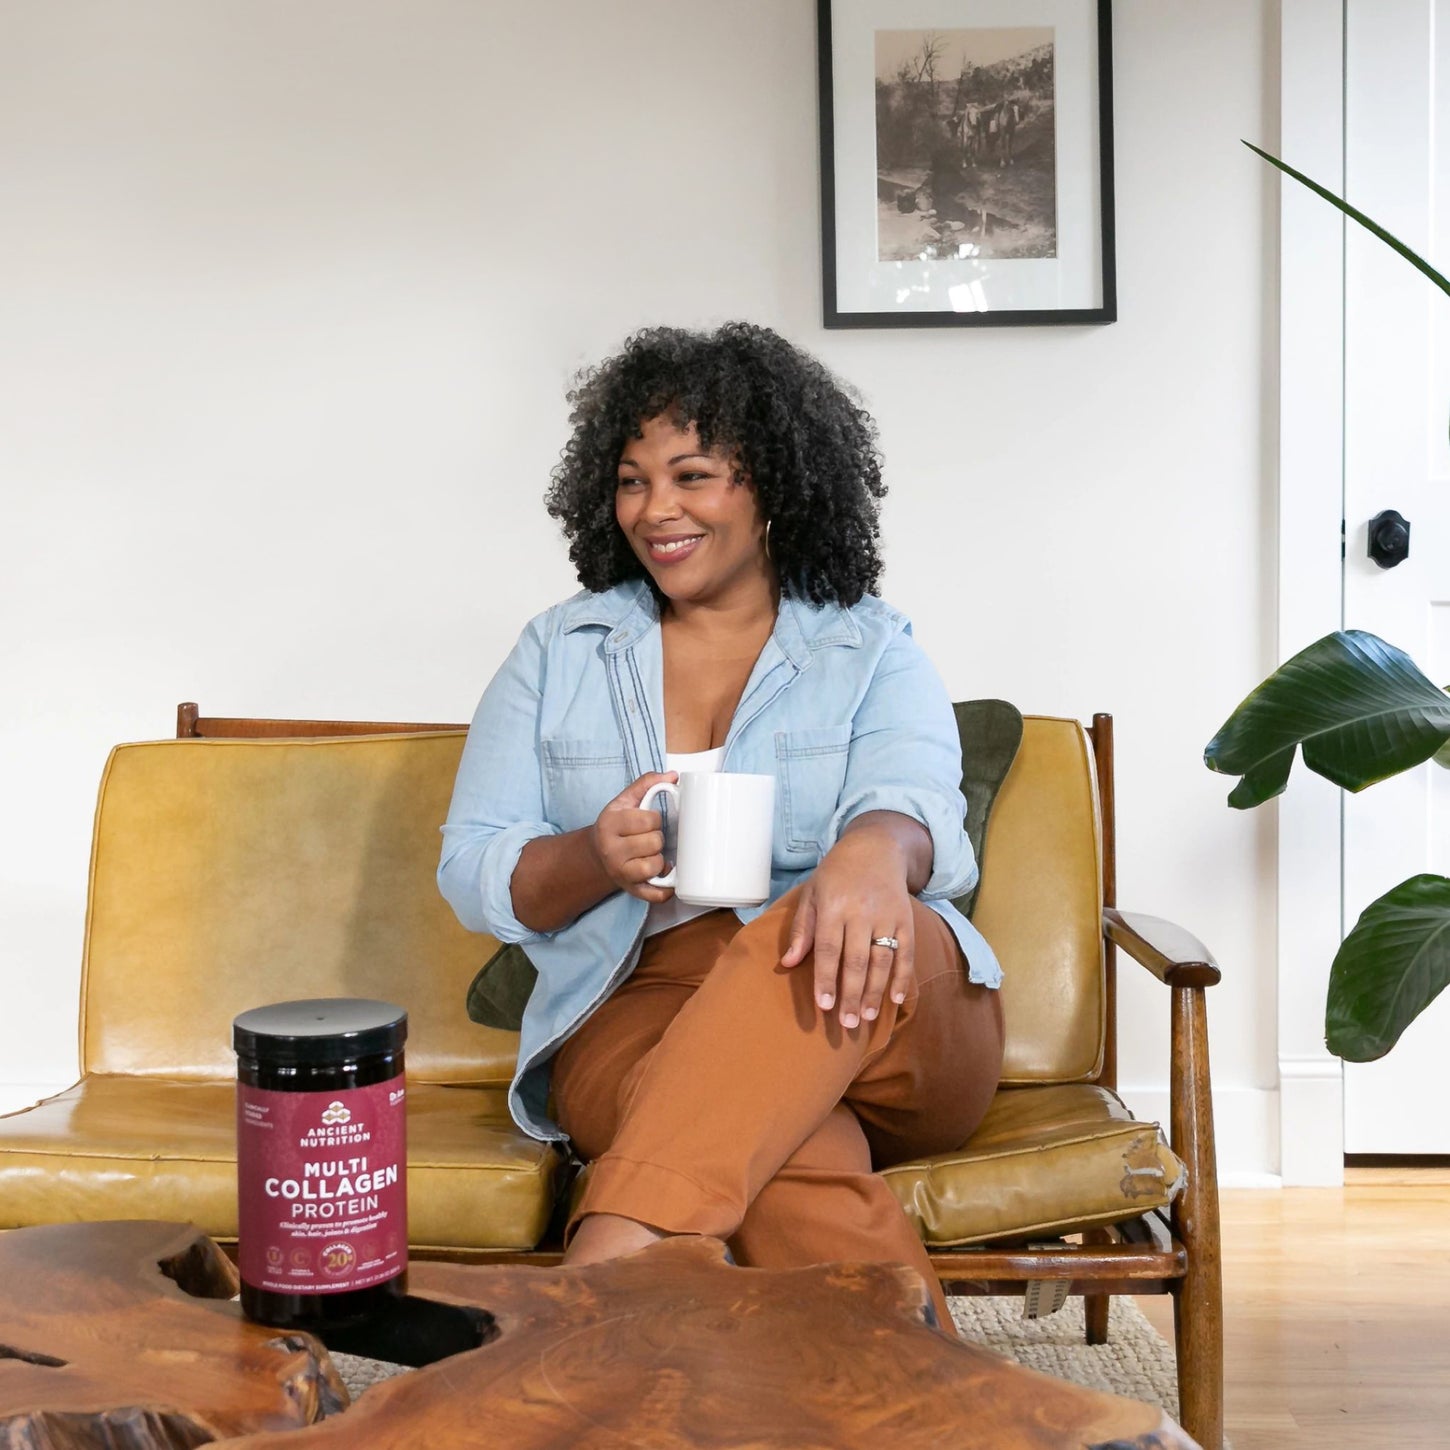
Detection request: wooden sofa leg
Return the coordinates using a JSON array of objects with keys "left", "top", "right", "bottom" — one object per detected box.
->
[
  {"left": 1173, "top": 1264, "right": 1224, "bottom": 1450},
  {"left": 1082, "top": 1229, "right": 1111, "bottom": 1344},
  {"left": 1170, "top": 985, "right": 1224, "bottom": 1450}
]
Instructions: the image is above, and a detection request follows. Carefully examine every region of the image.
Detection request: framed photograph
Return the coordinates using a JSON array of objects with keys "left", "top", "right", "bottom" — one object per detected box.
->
[{"left": 817, "top": 0, "right": 1115, "bottom": 327}]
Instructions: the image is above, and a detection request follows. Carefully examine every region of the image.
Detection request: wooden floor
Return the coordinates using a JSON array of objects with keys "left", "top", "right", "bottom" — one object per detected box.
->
[{"left": 1135, "top": 1171, "right": 1450, "bottom": 1449}]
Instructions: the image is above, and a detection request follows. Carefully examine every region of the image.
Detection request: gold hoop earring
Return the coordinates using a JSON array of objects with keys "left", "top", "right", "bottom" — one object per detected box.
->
[{"left": 764, "top": 519, "right": 774, "bottom": 561}]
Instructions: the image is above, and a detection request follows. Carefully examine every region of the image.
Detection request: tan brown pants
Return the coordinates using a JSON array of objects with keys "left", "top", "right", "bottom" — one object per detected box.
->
[{"left": 551, "top": 888, "right": 1005, "bottom": 1333}]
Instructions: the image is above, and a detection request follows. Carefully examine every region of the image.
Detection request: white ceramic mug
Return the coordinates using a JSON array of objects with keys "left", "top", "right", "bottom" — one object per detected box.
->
[{"left": 638, "top": 772, "right": 776, "bottom": 907}]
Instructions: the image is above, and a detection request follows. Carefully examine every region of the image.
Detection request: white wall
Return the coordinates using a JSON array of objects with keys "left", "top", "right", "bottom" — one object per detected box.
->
[{"left": 0, "top": 0, "right": 1281, "bottom": 1177}]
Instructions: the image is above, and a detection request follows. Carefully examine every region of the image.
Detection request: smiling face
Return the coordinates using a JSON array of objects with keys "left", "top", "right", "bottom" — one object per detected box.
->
[{"left": 614, "top": 414, "right": 775, "bottom": 613}]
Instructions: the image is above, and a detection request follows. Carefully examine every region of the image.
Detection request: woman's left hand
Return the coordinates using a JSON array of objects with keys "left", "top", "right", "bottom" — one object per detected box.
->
[{"left": 780, "top": 814, "right": 930, "bottom": 1027}]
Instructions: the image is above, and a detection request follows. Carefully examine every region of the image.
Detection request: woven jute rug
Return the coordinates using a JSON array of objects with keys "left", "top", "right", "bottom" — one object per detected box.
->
[
  {"left": 331, "top": 1294, "right": 1184, "bottom": 1416},
  {"left": 948, "top": 1296, "right": 1181, "bottom": 1417}
]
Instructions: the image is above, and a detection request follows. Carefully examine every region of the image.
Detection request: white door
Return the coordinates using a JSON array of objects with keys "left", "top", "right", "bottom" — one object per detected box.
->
[{"left": 1341, "top": 0, "right": 1450, "bottom": 1153}]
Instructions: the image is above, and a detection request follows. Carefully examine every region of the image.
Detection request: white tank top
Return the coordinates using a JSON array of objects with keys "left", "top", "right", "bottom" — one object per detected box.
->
[{"left": 643, "top": 745, "right": 727, "bottom": 938}]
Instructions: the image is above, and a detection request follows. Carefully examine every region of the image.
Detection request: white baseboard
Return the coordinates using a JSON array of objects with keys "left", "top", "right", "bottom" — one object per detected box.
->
[
  {"left": 1117, "top": 1084, "right": 1281, "bottom": 1187},
  {"left": 0, "top": 1082, "right": 67, "bottom": 1118},
  {"left": 1278, "top": 1058, "right": 1344, "bottom": 1186}
]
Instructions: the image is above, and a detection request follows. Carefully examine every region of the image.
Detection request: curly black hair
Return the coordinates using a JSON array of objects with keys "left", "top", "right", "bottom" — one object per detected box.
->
[{"left": 544, "top": 322, "right": 886, "bottom": 606}]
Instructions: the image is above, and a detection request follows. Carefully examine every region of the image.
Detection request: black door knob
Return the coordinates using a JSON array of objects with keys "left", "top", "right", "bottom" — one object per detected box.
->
[{"left": 1368, "top": 509, "right": 1411, "bottom": 569}]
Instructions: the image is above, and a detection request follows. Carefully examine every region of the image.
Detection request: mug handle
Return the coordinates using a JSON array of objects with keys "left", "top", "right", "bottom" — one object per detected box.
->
[{"left": 638, "top": 780, "right": 680, "bottom": 888}]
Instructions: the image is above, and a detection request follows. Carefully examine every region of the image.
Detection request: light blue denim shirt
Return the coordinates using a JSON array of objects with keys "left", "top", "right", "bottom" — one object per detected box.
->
[{"left": 438, "top": 579, "right": 1001, "bottom": 1142}]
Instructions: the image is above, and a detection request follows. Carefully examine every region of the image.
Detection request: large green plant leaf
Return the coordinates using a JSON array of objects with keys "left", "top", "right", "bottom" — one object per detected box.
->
[
  {"left": 1204, "top": 631, "right": 1450, "bottom": 808},
  {"left": 1327, "top": 874, "right": 1450, "bottom": 1060},
  {"left": 1245, "top": 141, "right": 1450, "bottom": 441},
  {"left": 1244, "top": 142, "right": 1450, "bottom": 300}
]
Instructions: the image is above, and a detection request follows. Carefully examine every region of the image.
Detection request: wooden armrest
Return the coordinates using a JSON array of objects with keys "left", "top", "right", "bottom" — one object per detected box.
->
[{"left": 1103, "top": 909, "right": 1221, "bottom": 989}]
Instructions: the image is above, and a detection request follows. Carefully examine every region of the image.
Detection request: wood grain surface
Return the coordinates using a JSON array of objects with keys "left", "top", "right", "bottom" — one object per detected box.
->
[
  {"left": 0, "top": 1220, "right": 344, "bottom": 1447},
  {"left": 0, "top": 1221, "right": 1197, "bottom": 1448},
  {"left": 227, "top": 1235, "right": 1196, "bottom": 1450},
  {"left": 1139, "top": 1179, "right": 1450, "bottom": 1450}
]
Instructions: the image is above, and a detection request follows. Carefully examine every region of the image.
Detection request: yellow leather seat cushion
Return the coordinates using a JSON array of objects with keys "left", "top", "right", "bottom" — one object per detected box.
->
[
  {"left": 880, "top": 1084, "right": 1186, "bottom": 1246},
  {"left": 565, "top": 1086, "right": 1184, "bottom": 1248},
  {"left": 0, "top": 1074, "right": 560, "bottom": 1251}
]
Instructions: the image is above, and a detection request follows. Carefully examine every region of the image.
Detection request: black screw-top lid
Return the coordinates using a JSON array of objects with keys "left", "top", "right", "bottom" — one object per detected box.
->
[{"left": 232, "top": 998, "right": 408, "bottom": 1066}]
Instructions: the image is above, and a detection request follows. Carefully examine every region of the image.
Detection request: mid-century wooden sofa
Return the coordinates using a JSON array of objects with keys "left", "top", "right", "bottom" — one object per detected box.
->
[{"left": 0, "top": 701, "right": 1224, "bottom": 1449}]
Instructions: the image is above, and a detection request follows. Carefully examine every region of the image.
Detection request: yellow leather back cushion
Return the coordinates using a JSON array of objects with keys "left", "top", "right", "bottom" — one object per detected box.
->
[
  {"left": 971, "top": 716, "right": 1104, "bottom": 1082},
  {"left": 81, "top": 717, "right": 1103, "bottom": 1088},
  {"left": 81, "top": 734, "right": 518, "bottom": 1084}
]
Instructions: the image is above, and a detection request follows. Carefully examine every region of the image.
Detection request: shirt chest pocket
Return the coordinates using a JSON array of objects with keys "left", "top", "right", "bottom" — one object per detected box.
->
[
  {"left": 541, "top": 736, "right": 631, "bottom": 834},
  {"left": 774, "top": 724, "right": 852, "bottom": 857}
]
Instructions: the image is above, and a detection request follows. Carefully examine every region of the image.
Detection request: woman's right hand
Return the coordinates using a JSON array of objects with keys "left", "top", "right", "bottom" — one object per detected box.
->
[{"left": 589, "top": 772, "right": 677, "bottom": 902}]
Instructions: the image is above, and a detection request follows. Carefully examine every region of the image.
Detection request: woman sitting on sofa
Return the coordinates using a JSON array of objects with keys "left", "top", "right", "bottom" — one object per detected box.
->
[{"left": 438, "top": 322, "right": 1003, "bottom": 1333}]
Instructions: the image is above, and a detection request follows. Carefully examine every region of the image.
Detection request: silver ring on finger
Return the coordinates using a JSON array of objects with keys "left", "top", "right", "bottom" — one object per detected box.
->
[{"left": 871, "top": 935, "right": 900, "bottom": 952}]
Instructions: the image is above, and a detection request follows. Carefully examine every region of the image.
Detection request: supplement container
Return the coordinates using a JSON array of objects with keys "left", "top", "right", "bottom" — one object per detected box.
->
[{"left": 234, "top": 997, "right": 408, "bottom": 1329}]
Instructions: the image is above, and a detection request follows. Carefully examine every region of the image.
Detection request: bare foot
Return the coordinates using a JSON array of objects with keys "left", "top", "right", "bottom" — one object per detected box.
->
[{"left": 564, "top": 1213, "right": 669, "bottom": 1267}]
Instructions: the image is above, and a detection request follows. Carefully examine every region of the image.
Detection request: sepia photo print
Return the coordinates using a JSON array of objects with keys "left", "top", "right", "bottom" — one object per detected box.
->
[{"left": 874, "top": 28, "right": 1057, "bottom": 263}]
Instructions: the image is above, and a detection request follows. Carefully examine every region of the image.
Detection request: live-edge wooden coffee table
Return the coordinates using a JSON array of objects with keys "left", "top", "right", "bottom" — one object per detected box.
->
[{"left": 0, "top": 1221, "right": 1198, "bottom": 1448}]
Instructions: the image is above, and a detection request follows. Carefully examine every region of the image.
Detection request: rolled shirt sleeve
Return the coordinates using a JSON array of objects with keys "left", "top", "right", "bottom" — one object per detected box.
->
[
  {"left": 822, "top": 625, "right": 977, "bottom": 901},
  {"left": 438, "top": 613, "right": 562, "bottom": 944}
]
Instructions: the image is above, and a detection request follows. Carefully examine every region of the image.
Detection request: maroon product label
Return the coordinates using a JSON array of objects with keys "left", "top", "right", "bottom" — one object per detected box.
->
[{"left": 236, "top": 1078, "right": 407, "bottom": 1296}]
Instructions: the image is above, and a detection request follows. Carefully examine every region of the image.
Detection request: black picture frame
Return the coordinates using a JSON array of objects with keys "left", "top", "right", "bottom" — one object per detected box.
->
[{"left": 818, "top": 0, "right": 1116, "bottom": 328}]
